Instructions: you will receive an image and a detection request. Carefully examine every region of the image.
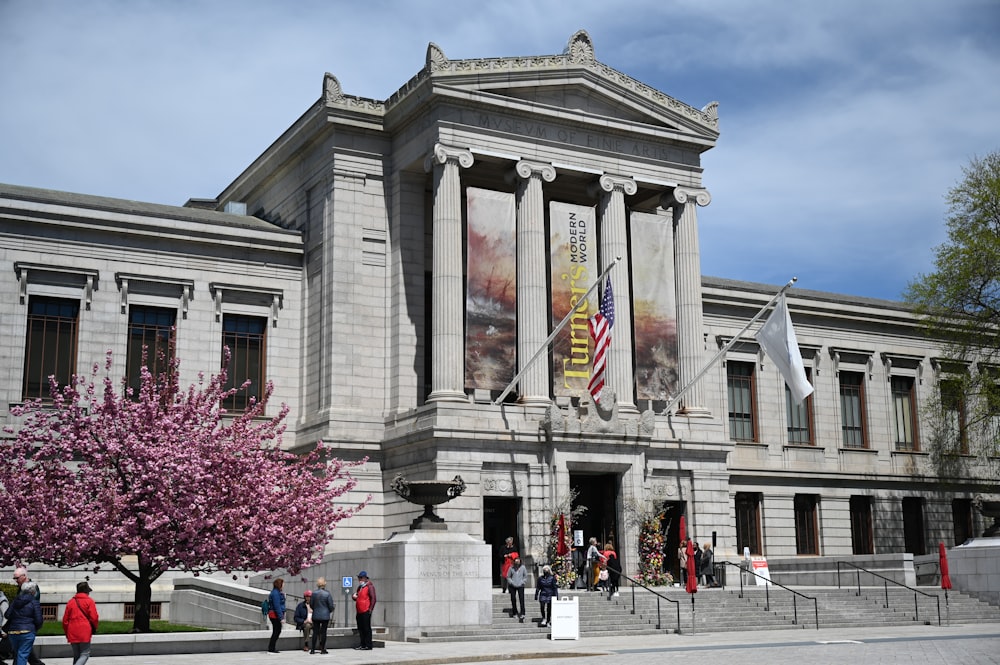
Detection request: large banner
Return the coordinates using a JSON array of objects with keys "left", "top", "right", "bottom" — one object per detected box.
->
[
  {"left": 630, "top": 211, "right": 678, "bottom": 400},
  {"left": 465, "top": 187, "right": 516, "bottom": 391},
  {"left": 550, "top": 201, "right": 597, "bottom": 398}
]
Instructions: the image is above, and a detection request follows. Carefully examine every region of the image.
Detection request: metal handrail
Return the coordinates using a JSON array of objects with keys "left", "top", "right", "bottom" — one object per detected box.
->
[
  {"left": 616, "top": 572, "right": 681, "bottom": 633},
  {"left": 836, "top": 560, "right": 941, "bottom": 626},
  {"left": 721, "top": 561, "right": 819, "bottom": 629}
]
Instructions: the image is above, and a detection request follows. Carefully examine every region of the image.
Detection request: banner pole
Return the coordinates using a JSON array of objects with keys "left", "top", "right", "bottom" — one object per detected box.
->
[
  {"left": 493, "top": 257, "right": 620, "bottom": 406},
  {"left": 663, "top": 277, "right": 798, "bottom": 414}
]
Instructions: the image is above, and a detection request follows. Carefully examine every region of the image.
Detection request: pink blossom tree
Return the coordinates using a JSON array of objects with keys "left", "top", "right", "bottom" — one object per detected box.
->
[{"left": 0, "top": 351, "right": 368, "bottom": 632}]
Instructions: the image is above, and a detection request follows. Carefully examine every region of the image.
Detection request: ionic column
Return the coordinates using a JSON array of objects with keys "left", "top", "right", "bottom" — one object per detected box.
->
[
  {"left": 424, "top": 143, "right": 474, "bottom": 402},
  {"left": 591, "top": 174, "right": 638, "bottom": 413},
  {"left": 662, "top": 186, "right": 712, "bottom": 416},
  {"left": 510, "top": 160, "right": 556, "bottom": 405}
]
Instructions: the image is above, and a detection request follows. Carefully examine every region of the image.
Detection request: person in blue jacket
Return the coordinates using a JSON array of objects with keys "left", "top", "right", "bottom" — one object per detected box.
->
[
  {"left": 266, "top": 578, "right": 286, "bottom": 654},
  {"left": 4, "top": 581, "right": 42, "bottom": 665}
]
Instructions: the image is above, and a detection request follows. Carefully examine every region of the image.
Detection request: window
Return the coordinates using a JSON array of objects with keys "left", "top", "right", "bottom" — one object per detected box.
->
[
  {"left": 22, "top": 296, "right": 80, "bottom": 400},
  {"left": 222, "top": 314, "right": 267, "bottom": 411},
  {"left": 727, "top": 361, "right": 757, "bottom": 442},
  {"left": 794, "top": 494, "right": 819, "bottom": 555},
  {"left": 839, "top": 371, "right": 868, "bottom": 448},
  {"left": 850, "top": 496, "right": 874, "bottom": 555},
  {"left": 735, "top": 492, "right": 762, "bottom": 556},
  {"left": 952, "top": 498, "right": 974, "bottom": 546},
  {"left": 902, "top": 496, "right": 926, "bottom": 555},
  {"left": 940, "top": 379, "right": 969, "bottom": 454},
  {"left": 40, "top": 604, "right": 58, "bottom": 622},
  {"left": 786, "top": 368, "right": 814, "bottom": 444},
  {"left": 891, "top": 376, "right": 919, "bottom": 451},
  {"left": 126, "top": 305, "right": 176, "bottom": 397},
  {"left": 124, "top": 602, "right": 162, "bottom": 620}
]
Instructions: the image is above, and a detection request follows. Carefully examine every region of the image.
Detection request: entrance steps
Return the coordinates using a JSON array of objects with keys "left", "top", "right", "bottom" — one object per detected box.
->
[{"left": 406, "top": 586, "right": 1000, "bottom": 642}]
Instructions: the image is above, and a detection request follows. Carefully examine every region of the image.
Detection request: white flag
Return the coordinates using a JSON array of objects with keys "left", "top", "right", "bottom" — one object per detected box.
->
[{"left": 755, "top": 293, "right": 814, "bottom": 405}]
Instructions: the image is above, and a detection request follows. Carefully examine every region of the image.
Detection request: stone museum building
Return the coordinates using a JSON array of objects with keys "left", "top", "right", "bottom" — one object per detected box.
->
[{"left": 1, "top": 30, "right": 994, "bottom": 605}]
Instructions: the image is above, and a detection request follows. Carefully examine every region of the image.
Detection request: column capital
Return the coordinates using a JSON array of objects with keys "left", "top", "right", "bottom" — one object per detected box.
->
[
  {"left": 661, "top": 186, "right": 712, "bottom": 208},
  {"left": 509, "top": 159, "right": 556, "bottom": 183},
  {"left": 424, "top": 143, "right": 474, "bottom": 172},
  {"left": 589, "top": 174, "right": 638, "bottom": 197}
]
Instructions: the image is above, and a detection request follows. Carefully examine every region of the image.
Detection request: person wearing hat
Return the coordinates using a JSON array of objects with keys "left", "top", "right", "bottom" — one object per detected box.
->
[
  {"left": 62, "top": 582, "right": 98, "bottom": 665},
  {"left": 293, "top": 590, "right": 313, "bottom": 653},
  {"left": 309, "top": 578, "right": 335, "bottom": 654},
  {"left": 351, "top": 571, "right": 376, "bottom": 651}
]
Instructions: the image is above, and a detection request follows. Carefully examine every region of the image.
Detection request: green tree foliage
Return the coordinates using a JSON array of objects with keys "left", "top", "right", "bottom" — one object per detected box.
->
[{"left": 905, "top": 150, "right": 1000, "bottom": 476}]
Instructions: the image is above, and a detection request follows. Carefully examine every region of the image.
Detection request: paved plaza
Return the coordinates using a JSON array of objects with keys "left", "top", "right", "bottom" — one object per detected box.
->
[{"left": 36, "top": 622, "right": 1000, "bottom": 665}]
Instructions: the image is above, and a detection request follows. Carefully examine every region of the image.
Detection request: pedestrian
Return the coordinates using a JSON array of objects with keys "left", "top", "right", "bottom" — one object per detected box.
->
[
  {"left": 585, "top": 537, "right": 603, "bottom": 591},
  {"left": 702, "top": 542, "right": 717, "bottom": 587},
  {"left": 266, "top": 578, "right": 285, "bottom": 654},
  {"left": 603, "top": 542, "right": 621, "bottom": 597},
  {"left": 0, "top": 587, "right": 11, "bottom": 665},
  {"left": 11, "top": 568, "right": 44, "bottom": 665},
  {"left": 678, "top": 539, "right": 688, "bottom": 586},
  {"left": 500, "top": 537, "right": 517, "bottom": 591},
  {"left": 692, "top": 542, "right": 703, "bottom": 585},
  {"left": 310, "top": 577, "right": 335, "bottom": 654},
  {"left": 352, "top": 570, "right": 376, "bottom": 651},
  {"left": 62, "top": 582, "right": 99, "bottom": 665},
  {"left": 3, "top": 581, "right": 41, "bottom": 665},
  {"left": 505, "top": 557, "right": 527, "bottom": 622},
  {"left": 293, "top": 590, "right": 313, "bottom": 653},
  {"left": 534, "top": 564, "right": 559, "bottom": 628}
]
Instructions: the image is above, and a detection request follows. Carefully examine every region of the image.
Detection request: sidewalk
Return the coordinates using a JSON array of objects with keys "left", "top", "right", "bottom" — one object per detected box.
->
[{"left": 34, "top": 621, "right": 1000, "bottom": 665}]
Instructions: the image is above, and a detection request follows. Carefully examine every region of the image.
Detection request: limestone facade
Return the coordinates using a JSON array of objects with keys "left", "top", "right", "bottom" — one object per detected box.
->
[{"left": 1, "top": 31, "right": 994, "bottom": 596}]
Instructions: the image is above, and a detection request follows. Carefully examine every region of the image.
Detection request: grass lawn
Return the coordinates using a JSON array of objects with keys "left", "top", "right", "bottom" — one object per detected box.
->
[{"left": 38, "top": 620, "right": 215, "bottom": 636}]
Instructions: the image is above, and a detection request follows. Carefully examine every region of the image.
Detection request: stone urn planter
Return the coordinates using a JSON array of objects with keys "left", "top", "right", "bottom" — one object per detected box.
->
[
  {"left": 390, "top": 474, "right": 466, "bottom": 530},
  {"left": 974, "top": 495, "right": 1000, "bottom": 537}
]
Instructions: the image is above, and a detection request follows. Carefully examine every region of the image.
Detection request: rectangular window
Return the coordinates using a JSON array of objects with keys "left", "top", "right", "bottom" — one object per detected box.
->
[
  {"left": 839, "top": 371, "right": 868, "bottom": 448},
  {"left": 124, "top": 602, "right": 162, "bottom": 621},
  {"left": 735, "top": 492, "right": 762, "bottom": 556},
  {"left": 940, "top": 379, "right": 969, "bottom": 454},
  {"left": 786, "top": 368, "right": 814, "bottom": 444},
  {"left": 22, "top": 296, "right": 80, "bottom": 400},
  {"left": 891, "top": 376, "right": 919, "bottom": 451},
  {"left": 902, "top": 496, "right": 926, "bottom": 555},
  {"left": 727, "top": 361, "right": 757, "bottom": 442},
  {"left": 794, "top": 494, "right": 819, "bottom": 555},
  {"left": 850, "top": 496, "right": 874, "bottom": 555},
  {"left": 222, "top": 314, "right": 267, "bottom": 411},
  {"left": 126, "top": 305, "right": 176, "bottom": 397},
  {"left": 952, "top": 498, "right": 974, "bottom": 546}
]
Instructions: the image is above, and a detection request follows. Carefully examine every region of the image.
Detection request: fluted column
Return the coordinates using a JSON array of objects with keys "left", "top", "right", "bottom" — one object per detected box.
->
[
  {"left": 591, "top": 174, "right": 638, "bottom": 413},
  {"left": 424, "top": 143, "right": 474, "bottom": 402},
  {"left": 663, "top": 186, "right": 712, "bottom": 416},
  {"left": 510, "top": 160, "right": 556, "bottom": 405}
]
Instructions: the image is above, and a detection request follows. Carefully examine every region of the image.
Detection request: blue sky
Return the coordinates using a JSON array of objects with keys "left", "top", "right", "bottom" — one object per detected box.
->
[{"left": 2, "top": 0, "right": 998, "bottom": 301}]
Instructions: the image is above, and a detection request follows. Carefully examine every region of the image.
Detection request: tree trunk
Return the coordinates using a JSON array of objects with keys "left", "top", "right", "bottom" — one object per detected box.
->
[{"left": 132, "top": 574, "right": 153, "bottom": 633}]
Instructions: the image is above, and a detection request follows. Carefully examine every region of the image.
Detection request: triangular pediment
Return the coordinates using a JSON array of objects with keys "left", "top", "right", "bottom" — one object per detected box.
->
[{"left": 414, "top": 31, "right": 718, "bottom": 139}]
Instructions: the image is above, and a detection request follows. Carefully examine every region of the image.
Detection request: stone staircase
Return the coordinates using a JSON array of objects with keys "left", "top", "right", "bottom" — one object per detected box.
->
[{"left": 406, "top": 586, "right": 1000, "bottom": 642}]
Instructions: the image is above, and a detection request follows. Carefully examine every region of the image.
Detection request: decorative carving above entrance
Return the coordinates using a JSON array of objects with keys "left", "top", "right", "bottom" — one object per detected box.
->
[{"left": 482, "top": 477, "right": 522, "bottom": 495}]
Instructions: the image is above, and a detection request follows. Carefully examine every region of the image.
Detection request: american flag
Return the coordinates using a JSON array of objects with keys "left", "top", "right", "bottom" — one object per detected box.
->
[{"left": 587, "top": 277, "right": 615, "bottom": 404}]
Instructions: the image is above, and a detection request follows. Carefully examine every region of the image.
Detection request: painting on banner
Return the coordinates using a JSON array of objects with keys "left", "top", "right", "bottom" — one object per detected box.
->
[
  {"left": 630, "top": 211, "right": 678, "bottom": 401},
  {"left": 465, "top": 187, "right": 517, "bottom": 391},
  {"left": 550, "top": 201, "right": 597, "bottom": 398}
]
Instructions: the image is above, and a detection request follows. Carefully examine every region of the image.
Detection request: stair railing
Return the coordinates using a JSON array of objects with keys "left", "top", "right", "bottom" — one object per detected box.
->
[
  {"left": 836, "top": 560, "right": 941, "bottom": 626},
  {"left": 721, "top": 561, "right": 819, "bottom": 630},
  {"left": 617, "top": 572, "right": 680, "bottom": 633}
]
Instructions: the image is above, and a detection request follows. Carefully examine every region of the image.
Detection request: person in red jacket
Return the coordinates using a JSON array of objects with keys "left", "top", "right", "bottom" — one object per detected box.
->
[
  {"left": 62, "top": 581, "right": 99, "bottom": 665},
  {"left": 351, "top": 571, "right": 376, "bottom": 651}
]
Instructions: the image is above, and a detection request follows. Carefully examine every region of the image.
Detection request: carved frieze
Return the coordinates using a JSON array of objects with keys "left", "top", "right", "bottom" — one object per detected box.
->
[{"left": 482, "top": 477, "right": 523, "bottom": 495}]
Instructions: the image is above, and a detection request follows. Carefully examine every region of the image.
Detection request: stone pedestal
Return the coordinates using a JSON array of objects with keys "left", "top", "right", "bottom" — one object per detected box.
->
[{"left": 371, "top": 530, "right": 492, "bottom": 641}]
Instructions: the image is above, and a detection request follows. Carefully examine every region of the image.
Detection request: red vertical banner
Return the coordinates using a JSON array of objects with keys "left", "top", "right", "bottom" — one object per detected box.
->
[
  {"left": 630, "top": 212, "right": 678, "bottom": 401},
  {"left": 465, "top": 187, "right": 516, "bottom": 391},
  {"left": 549, "top": 201, "right": 597, "bottom": 398}
]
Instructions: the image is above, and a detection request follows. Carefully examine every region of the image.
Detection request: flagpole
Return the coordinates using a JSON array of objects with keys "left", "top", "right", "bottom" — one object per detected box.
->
[
  {"left": 493, "top": 257, "right": 620, "bottom": 406},
  {"left": 663, "top": 277, "right": 798, "bottom": 415}
]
